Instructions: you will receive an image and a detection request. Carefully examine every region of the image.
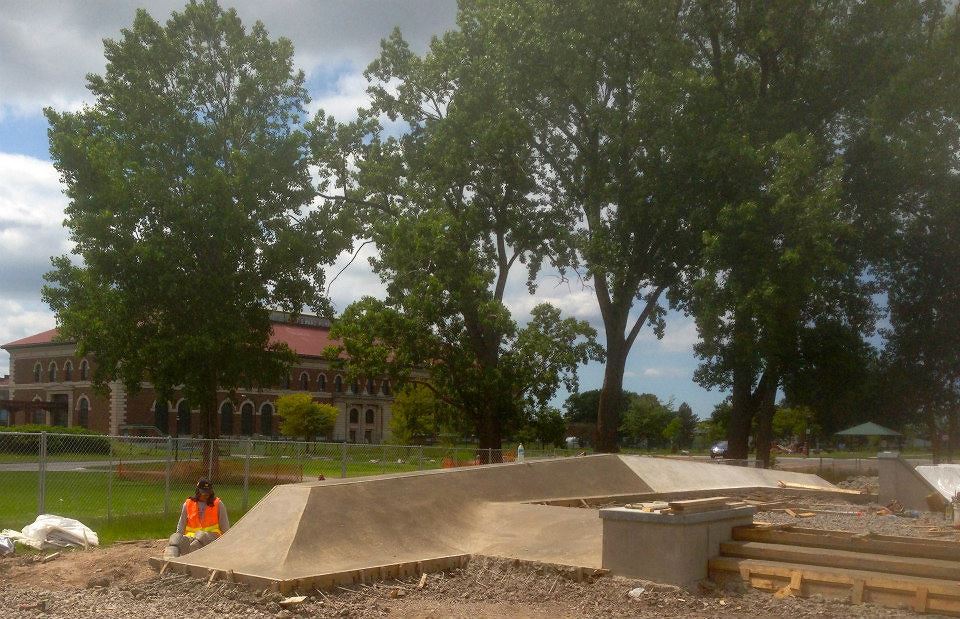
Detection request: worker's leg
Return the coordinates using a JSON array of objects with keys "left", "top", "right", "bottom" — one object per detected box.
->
[
  {"left": 164, "top": 533, "right": 191, "bottom": 558},
  {"left": 192, "top": 531, "right": 219, "bottom": 548}
]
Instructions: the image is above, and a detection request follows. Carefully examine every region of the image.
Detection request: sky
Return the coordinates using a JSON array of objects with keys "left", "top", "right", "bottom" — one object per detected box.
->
[{"left": 0, "top": 0, "right": 727, "bottom": 418}]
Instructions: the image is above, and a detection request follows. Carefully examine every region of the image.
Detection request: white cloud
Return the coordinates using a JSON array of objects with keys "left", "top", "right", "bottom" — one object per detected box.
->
[
  {"left": 0, "top": 300, "right": 56, "bottom": 376},
  {"left": 639, "top": 367, "right": 688, "bottom": 379},
  {"left": 0, "top": 1, "right": 457, "bottom": 116}
]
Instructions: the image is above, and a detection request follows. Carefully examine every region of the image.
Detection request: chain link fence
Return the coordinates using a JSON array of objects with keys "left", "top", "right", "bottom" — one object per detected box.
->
[{"left": 0, "top": 432, "right": 565, "bottom": 531}]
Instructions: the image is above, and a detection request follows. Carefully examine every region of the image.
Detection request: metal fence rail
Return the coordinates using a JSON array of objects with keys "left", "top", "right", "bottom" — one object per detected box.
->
[{"left": 0, "top": 432, "right": 564, "bottom": 530}]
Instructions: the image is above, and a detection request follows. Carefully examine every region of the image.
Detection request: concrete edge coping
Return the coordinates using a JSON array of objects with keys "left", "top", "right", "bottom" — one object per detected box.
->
[{"left": 599, "top": 505, "right": 756, "bottom": 525}]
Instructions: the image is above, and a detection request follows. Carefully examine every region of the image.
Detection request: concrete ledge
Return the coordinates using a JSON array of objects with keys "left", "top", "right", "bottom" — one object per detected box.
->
[{"left": 600, "top": 505, "right": 755, "bottom": 525}]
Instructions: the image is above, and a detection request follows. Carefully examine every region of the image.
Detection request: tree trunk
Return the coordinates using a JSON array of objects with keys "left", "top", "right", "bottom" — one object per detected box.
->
[
  {"left": 930, "top": 411, "right": 941, "bottom": 465},
  {"left": 477, "top": 404, "right": 503, "bottom": 459},
  {"left": 948, "top": 409, "right": 958, "bottom": 464},
  {"left": 199, "top": 378, "right": 220, "bottom": 476},
  {"left": 754, "top": 377, "right": 778, "bottom": 469},
  {"left": 726, "top": 364, "right": 755, "bottom": 461},
  {"left": 596, "top": 340, "right": 627, "bottom": 453}
]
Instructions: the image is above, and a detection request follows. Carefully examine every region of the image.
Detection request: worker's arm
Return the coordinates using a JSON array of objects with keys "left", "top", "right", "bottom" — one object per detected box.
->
[
  {"left": 218, "top": 500, "right": 230, "bottom": 533},
  {"left": 175, "top": 503, "right": 187, "bottom": 535}
]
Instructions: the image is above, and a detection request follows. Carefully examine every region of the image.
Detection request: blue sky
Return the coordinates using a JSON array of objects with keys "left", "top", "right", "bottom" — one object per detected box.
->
[{"left": 0, "top": 0, "right": 726, "bottom": 418}]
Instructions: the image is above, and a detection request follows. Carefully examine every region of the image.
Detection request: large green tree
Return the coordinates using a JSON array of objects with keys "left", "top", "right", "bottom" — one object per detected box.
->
[
  {"left": 313, "top": 27, "right": 602, "bottom": 452},
  {"left": 681, "top": 1, "right": 943, "bottom": 464},
  {"left": 458, "top": 0, "right": 720, "bottom": 452},
  {"left": 42, "top": 1, "right": 338, "bottom": 444}
]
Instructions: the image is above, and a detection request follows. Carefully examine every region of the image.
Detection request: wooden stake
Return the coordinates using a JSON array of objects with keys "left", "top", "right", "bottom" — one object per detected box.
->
[{"left": 206, "top": 570, "right": 219, "bottom": 587}]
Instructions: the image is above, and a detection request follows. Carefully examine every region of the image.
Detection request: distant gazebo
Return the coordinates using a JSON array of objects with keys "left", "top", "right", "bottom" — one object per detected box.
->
[{"left": 834, "top": 421, "right": 902, "bottom": 449}]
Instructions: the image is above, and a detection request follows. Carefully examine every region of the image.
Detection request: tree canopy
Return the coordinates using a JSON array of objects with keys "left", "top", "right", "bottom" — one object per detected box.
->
[
  {"left": 277, "top": 393, "right": 338, "bottom": 440},
  {"left": 42, "top": 0, "right": 339, "bottom": 439}
]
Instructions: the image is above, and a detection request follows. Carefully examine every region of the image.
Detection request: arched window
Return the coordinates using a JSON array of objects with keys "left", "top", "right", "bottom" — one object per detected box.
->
[
  {"left": 349, "top": 408, "right": 359, "bottom": 424},
  {"left": 334, "top": 375, "right": 343, "bottom": 393},
  {"left": 299, "top": 372, "right": 309, "bottom": 391},
  {"left": 77, "top": 398, "right": 89, "bottom": 428},
  {"left": 32, "top": 398, "right": 45, "bottom": 425},
  {"left": 176, "top": 400, "right": 191, "bottom": 436},
  {"left": 317, "top": 373, "right": 326, "bottom": 392},
  {"left": 240, "top": 402, "right": 254, "bottom": 436},
  {"left": 80, "top": 360, "right": 89, "bottom": 381},
  {"left": 365, "top": 409, "right": 375, "bottom": 424},
  {"left": 350, "top": 380, "right": 359, "bottom": 394},
  {"left": 381, "top": 380, "right": 391, "bottom": 396},
  {"left": 260, "top": 402, "right": 274, "bottom": 436},
  {"left": 284, "top": 374, "right": 291, "bottom": 389},
  {"left": 64, "top": 361, "right": 73, "bottom": 382},
  {"left": 154, "top": 401, "right": 169, "bottom": 434},
  {"left": 220, "top": 401, "right": 234, "bottom": 435},
  {"left": 48, "top": 362, "right": 57, "bottom": 382},
  {"left": 366, "top": 378, "right": 373, "bottom": 394},
  {"left": 33, "top": 363, "right": 41, "bottom": 383}
]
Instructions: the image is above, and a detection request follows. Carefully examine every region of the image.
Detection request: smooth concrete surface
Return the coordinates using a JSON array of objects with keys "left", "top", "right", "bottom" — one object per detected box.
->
[
  {"left": 168, "top": 454, "right": 835, "bottom": 586},
  {"left": 600, "top": 505, "right": 755, "bottom": 587},
  {"left": 915, "top": 463, "right": 960, "bottom": 503},
  {"left": 878, "top": 451, "right": 938, "bottom": 511}
]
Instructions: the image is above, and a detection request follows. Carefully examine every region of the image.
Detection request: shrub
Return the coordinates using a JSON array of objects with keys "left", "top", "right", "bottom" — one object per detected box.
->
[{"left": 0, "top": 425, "right": 111, "bottom": 455}]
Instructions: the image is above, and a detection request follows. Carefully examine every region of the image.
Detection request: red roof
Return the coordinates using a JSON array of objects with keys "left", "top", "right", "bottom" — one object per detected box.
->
[
  {"left": 3, "top": 328, "right": 60, "bottom": 348},
  {"left": 268, "top": 322, "right": 340, "bottom": 357},
  {"left": 3, "top": 324, "right": 339, "bottom": 358}
]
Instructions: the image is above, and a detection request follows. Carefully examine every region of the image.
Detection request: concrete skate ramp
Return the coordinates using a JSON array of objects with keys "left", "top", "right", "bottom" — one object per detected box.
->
[{"left": 164, "top": 454, "right": 836, "bottom": 589}]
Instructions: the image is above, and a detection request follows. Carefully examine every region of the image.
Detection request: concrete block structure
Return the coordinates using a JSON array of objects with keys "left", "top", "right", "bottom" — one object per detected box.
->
[
  {"left": 0, "top": 312, "right": 395, "bottom": 443},
  {"left": 600, "top": 505, "right": 755, "bottom": 586}
]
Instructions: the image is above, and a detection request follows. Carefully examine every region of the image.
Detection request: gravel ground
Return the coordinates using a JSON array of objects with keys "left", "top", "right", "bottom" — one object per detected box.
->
[{"left": 0, "top": 552, "right": 933, "bottom": 618}]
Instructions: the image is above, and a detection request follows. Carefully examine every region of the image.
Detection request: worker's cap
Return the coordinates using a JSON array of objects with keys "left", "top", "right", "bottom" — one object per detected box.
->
[{"left": 196, "top": 478, "right": 213, "bottom": 493}]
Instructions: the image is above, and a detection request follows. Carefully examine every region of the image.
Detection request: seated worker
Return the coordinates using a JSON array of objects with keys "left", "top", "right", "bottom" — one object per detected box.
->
[{"left": 164, "top": 477, "right": 230, "bottom": 559}]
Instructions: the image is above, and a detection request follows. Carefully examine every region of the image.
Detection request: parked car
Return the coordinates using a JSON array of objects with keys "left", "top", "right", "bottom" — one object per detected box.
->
[{"left": 710, "top": 440, "right": 728, "bottom": 459}]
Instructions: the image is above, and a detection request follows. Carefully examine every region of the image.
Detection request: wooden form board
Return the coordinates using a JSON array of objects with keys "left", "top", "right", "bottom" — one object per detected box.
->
[
  {"left": 667, "top": 497, "right": 731, "bottom": 513},
  {"left": 710, "top": 556, "right": 960, "bottom": 616},
  {"left": 720, "top": 541, "right": 960, "bottom": 581},
  {"left": 734, "top": 525, "right": 960, "bottom": 562}
]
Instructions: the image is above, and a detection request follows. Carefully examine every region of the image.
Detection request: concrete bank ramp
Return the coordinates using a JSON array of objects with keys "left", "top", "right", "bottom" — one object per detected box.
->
[{"left": 162, "top": 454, "right": 836, "bottom": 591}]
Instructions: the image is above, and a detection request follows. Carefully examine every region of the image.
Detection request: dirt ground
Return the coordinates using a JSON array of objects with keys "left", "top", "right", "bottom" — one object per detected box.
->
[{"left": 0, "top": 480, "right": 948, "bottom": 619}]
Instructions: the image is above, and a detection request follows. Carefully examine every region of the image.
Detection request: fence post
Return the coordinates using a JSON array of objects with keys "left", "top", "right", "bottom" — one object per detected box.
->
[
  {"left": 341, "top": 441, "right": 347, "bottom": 478},
  {"left": 207, "top": 439, "right": 214, "bottom": 481},
  {"left": 38, "top": 431, "right": 47, "bottom": 516},
  {"left": 417, "top": 445, "right": 423, "bottom": 471},
  {"left": 381, "top": 443, "right": 387, "bottom": 475},
  {"left": 107, "top": 437, "right": 114, "bottom": 524},
  {"left": 487, "top": 447, "right": 492, "bottom": 465},
  {"left": 164, "top": 436, "right": 173, "bottom": 517},
  {"left": 242, "top": 438, "right": 251, "bottom": 512}
]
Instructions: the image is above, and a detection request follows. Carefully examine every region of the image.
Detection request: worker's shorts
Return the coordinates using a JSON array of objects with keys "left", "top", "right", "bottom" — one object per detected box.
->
[{"left": 164, "top": 531, "right": 218, "bottom": 558}]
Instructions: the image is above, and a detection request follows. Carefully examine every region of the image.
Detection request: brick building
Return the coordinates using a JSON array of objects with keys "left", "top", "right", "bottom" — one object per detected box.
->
[{"left": 0, "top": 314, "right": 394, "bottom": 443}]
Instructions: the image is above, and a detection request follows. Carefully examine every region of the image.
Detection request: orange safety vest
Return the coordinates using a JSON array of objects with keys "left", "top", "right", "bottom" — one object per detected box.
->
[{"left": 184, "top": 497, "right": 222, "bottom": 538}]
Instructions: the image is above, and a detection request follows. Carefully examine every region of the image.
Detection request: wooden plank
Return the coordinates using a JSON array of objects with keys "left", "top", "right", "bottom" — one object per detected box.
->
[
  {"left": 916, "top": 587, "right": 929, "bottom": 613},
  {"left": 668, "top": 496, "right": 731, "bottom": 511},
  {"left": 851, "top": 579, "right": 864, "bottom": 604},
  {"left": 777, "top": 480, "right": 863, "bottom": 495},
  {"left": 732, "top": 526, "right": 960, "bottom": 562},
  {"left": 709, "top": 556, "right": 960, "bottom": 616},
  {"left": 721, "top": 541, "right": 960, "bottom": 581}
]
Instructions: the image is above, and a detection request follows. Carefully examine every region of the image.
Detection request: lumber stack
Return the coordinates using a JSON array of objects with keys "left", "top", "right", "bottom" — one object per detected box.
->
[{"left": 709, "top": 525, "right": 960, "bottom": 615}]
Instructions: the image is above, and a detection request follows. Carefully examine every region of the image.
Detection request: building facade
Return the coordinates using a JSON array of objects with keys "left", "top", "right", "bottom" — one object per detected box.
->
[{"left": 0, "top": 315, "right": 394, "bottom": 443}]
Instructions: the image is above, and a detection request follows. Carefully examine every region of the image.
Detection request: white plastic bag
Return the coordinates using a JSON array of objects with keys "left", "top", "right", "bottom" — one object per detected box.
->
[
  {"left": 19, "top": 515, "right": 99, "bottom": 549},
  {"left": 0, "top": 536, "right": 14, "bottom": 556}
]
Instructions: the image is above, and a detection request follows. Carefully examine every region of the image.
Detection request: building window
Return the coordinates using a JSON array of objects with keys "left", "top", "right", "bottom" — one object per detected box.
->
[
  {"left": 364, "top": 429, "right": 373, "bottom": 443},
  {"left": 317, "top": 373, "right": 326, "bottom": 392},
  {"left": 260, "top": 402, "right": 274, "bottom": 436},
  {"left": 64, "top": 361, "right": 73, "bottom": 382},
  {"left": 381, "top": 380, "right": 390, "bottom": 396},
  {"left": 299, "top": 372, "right": 309, "bottom": 391},
  {"left": 32, "top": 400, "right": 45, "bottom": 425},
  {"left": 241, "top": 402, "right": 254, "bottom": 436},
  {"left": 0, "top": 409, "right": 9, "bottom": 426},
  {"left": 284, "top": 374, "right": 291, "bottom": 389},
  {"left": 77, "top": 398, "right": 89, "bottom": 428},
  {"left": 33, "top": 363, "right": 41, "bottom": 383},
  {"left": 154, "top": 401, "right": 169, "bottom": 434},
  {"left": 51, "top": 395, "right": 68, "bottom": 426},
  {"left": 365, "top": 408, "right": 375, "bottom": 424},
  {"left": 48, "top": 362, "right": 57, "bottom": 382},
  {"left": 176, "top": 400, "right": 191, "bottom": 436},
  {"left": 349, "top": 429, "right": 356, "bottom": 443},
  {"left": 366, "top": 378, "right": 373, "bottom": 394},
  {"left": 220, "top": 401, "right": 234, "bottom": 435},
  {"left": 350, "top": 380, "right": 359, "bottom": 394},
  {"left": 349, "top": 408, "right": 359, "bottom": 424},
  {"left": 334, "top": 375, "right": 343, "bottom": 393},
  {"left": 80, "top": 360, "right": 89, "bottom": 381}
]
